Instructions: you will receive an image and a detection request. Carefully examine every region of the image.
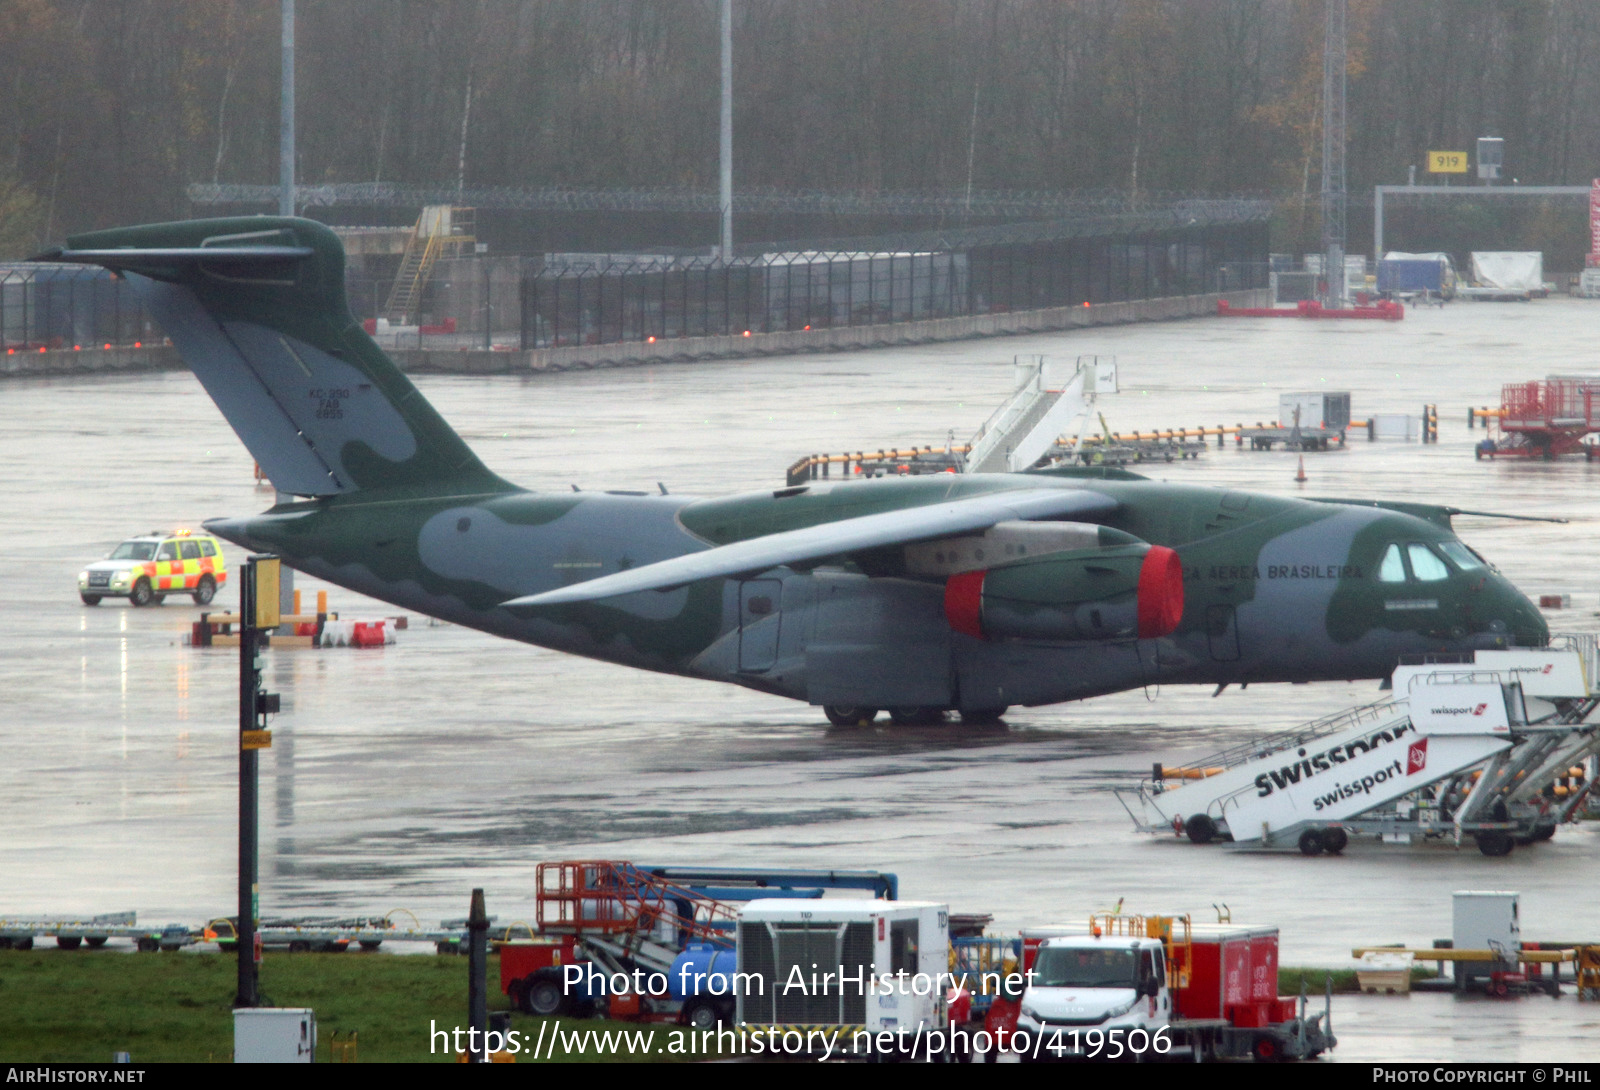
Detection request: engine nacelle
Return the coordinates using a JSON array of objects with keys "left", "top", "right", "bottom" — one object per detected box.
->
[{"left": 944, "top": 543, "right": 1184, "bottom": 641}]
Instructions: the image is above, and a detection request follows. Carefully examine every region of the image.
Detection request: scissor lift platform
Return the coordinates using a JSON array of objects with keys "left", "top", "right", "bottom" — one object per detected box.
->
[{"left": 1481, "top": 378, "right": 1600, "bottom": 460}]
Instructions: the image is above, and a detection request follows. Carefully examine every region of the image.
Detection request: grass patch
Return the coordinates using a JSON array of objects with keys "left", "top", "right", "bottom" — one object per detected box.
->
[{"left": 0, "top": 949, "right": 726, "bottom": 1063}]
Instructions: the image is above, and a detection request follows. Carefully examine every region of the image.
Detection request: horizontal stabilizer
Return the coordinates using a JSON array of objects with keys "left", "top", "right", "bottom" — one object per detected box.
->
[
  {"left": 34, "top": 245, "right": 313, "bottom": 269},
  {"left": 35, "top": 217, "right": 506, "bottom": 498},
  {"left": 502, "top": 487, "right": 1118, "bottom": 607}
]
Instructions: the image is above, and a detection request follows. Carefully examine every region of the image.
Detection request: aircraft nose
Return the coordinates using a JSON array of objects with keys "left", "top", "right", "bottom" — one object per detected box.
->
[
  {"left": 1483, "top": 579, "right": 1549, "bottom": 647},
  {"left": 1513, "top": 596, "right": 1550, "bottom": 645}
]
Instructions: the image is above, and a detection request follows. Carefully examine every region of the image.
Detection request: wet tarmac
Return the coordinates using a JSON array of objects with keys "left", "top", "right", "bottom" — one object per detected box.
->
[{"left": 3, "top": 298, "right": 1599, "bottom": 1061}]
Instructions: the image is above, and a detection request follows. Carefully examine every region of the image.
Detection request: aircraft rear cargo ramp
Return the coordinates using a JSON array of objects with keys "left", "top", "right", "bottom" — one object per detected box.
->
[{"left": 1119, "top": 641, "right": 1599, "bottom": 856}]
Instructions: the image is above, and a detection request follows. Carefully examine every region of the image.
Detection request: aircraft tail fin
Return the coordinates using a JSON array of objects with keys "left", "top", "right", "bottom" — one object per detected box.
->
[{"left": 39, "top": 217, "right": 510, "bottom": 498}]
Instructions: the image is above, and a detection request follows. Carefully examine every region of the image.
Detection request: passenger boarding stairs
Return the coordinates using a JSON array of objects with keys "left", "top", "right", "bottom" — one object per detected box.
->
[
  {"left": 965, "top": 355, "right": 1117, "bottom": 473},
  {"left": 1120, "top": 638, "right": 1600, "bottom": 854},
  {"left": 382, "top": 205, "right": 475, "bottom": 323}
]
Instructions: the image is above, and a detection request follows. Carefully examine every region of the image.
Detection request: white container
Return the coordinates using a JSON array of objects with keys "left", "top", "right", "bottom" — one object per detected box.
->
[
  {"left": 234, "top": 1007, "right": 317, "bottom": 1063},
  {"left": 1369, "top": 413, "right": 1420, "bottom": 441},
  {"left": 1279, "top": 392, "right": 1351, "bottom": 431},
  {"left": 736, "top": 899, "right": 949, "bottom": 1049},
  {"left": 1453, "top": 891, "right": 1520, "bottom": 981},
  {"left": 1357, "top": 950, "right": 1415, "bottom": 994}
]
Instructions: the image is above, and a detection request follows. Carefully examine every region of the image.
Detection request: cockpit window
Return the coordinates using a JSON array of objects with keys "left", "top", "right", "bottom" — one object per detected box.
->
[
  {"left": 1379, "top": 544, "right": 1407, "bottom": 583},
  {"left": 1438, "top": 541, "right": 1485, "bottom": 571},
  {"left": 1407, "top": 544, "right": 1450, "bottom": 582}
]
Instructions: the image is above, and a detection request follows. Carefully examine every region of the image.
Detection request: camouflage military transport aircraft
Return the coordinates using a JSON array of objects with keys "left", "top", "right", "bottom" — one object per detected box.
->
[{"left": 40, "top": 218, "right": 1549, "bottom": 725}]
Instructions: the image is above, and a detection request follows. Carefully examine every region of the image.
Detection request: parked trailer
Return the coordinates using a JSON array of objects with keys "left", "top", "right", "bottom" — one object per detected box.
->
[
  {"left": 1377, "top": 254, "right": 1456, "bottom": 299},
  {"left": 983, "top": 914, "right": 1333, "bottom": 1062},
  {"left": 0, "top": 912, "right": 184, "bottom": 952},
  {"left": 1237, "top": 392, "right": 1352, "bottom": 451}
]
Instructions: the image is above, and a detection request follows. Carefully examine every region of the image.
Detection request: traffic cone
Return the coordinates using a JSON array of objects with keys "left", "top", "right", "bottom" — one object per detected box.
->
[{"left": 1295, "top": 456, "right": 1307, "bottom": 483}]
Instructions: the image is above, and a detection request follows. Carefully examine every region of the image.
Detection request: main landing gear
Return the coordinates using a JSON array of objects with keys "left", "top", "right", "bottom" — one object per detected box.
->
[
  {"left": 822, "top": 705, "right": 1010, "bottom": 727},
  {"left": 823, "top": 705, "right": 879, "bottom": 727}
]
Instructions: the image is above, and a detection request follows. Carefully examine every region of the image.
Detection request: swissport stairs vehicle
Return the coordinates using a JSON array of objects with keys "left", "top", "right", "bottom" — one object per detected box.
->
[{"left": 1118, "top": 638, "right": 1600, "bottom": 856}]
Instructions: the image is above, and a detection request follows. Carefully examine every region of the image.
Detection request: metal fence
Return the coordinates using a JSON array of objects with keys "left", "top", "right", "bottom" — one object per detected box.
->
[
  {"left": 6, "top": 220, "right": 1268, "bottom": 356},
  {"left": 1, "top": 265, "right": 157, "bottom": 350},
  {"left": 521, "top": 224, "right": 1268, "bottom": 349}
]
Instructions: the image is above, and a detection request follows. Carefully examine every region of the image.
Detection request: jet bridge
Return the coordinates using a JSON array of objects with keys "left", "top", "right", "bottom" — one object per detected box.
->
[{"left": 1118, "top": 638, "right": 1599, "bottom": 857}]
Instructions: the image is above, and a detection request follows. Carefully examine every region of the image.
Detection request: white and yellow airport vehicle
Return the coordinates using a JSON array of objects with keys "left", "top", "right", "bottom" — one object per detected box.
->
[{"left": 78, "top": 529, "right": 228, "bottom": 607}]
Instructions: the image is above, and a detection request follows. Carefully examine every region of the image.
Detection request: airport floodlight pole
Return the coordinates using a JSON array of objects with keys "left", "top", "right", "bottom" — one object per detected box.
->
[
  {"left": 719, "top": 0, "right": 733, "bottom": 260},
  {"left": 1320, "top": 0, "right": 1347, "bottom": 308},
  {"left": 280, "top": 0, "right": 295, "bottom": 218},
  {"left": 236, "top": 556, "right": 281, "bottom": 1009},
  {"left": 468, "top": 889, "right": 489, "bottom": 1063}
]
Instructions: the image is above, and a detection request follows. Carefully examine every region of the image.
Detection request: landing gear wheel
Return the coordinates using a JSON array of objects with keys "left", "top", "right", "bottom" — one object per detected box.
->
[
  {"left": 1298, "top": 829, "right": 1325, "bottom": 856},
  {"left": 1322, "top": 827, "right": 1349, "bottom": 854},
  {"left": 958, "top": 707, "right": 1008, "bottom": 725},
  {"left": 823, "top": 705, "right": 878, "bottom": 727},
  {"left": 193, "top": 574, "right": 216, "bottom": 606},
  {"left": 1185, "top": 814, "right": 1218, "bottom": 845},
  {"left": 524, "top": 976, "right": 566, "bottom": 1017},
  {"left": 1475, "top": 831, "right": 1515, "bottom": 857},
  {"left": 85, "top": 937, "right": 107, "bottom": 948},
  {"left": 80, "top": 594, "right": 101, "bottom": 605},
  {"left": 129, "top": 577, "right": 154, "bottom": 607},
  {"left": 1252, "top": 1034, "right": 1282, "bottom": 1062},
  {"left": 682, "top": 997, "right": 720, "bottom": 1030},
  {"left": 888, "top": 706, "right": 945, "bottom": 726}
]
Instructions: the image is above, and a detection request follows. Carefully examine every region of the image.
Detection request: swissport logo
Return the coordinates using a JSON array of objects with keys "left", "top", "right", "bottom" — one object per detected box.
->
[
  {"left": 1429, "top": 703, "right": 1488, "bottom": 717},
  {"left": 1406, "top": 738, "right": 1428, "bottom": 776},
  {"left": 1252, "top": 723, "right": 1414, "bottom": 798}
]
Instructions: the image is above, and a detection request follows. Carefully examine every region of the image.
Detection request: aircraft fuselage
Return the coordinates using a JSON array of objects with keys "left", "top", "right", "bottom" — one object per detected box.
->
[{"left": 208, "top": 472, "right": 1547, "bottom": 713}]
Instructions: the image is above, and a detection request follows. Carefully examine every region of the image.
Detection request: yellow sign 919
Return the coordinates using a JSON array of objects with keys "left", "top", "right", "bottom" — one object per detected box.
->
[{"left": 1428, "top": 151, "right": 1468, "bottom": 173}]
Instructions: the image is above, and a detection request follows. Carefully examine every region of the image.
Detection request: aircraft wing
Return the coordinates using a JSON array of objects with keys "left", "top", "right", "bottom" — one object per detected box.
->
[
  {"left": 1311, "top": 497, "right": 1568, "bottom": 527},
  {"left": 501, "top": 487, "right": 1118, "bottom": 607}
]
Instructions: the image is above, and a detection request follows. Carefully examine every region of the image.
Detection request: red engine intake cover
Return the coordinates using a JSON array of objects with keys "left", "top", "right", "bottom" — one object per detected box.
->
[
  {"left": 944, "top": 569, "right": 987, "bottom": 639},
  {"left": 1136, "top": 545, "right": 1184, "bottom": 638}
]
